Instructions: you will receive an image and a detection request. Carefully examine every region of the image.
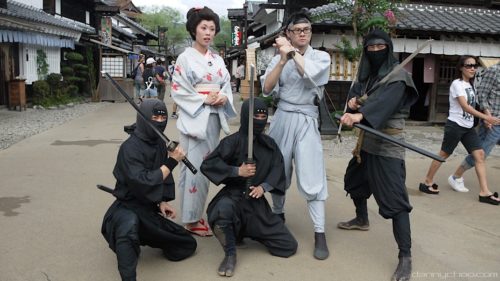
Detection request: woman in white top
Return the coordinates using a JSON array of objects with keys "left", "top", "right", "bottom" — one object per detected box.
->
[
  {"left": 171, "top": 6, "right": 237, "bottom": 235},
  {"left": 419, "top": 55, "right": 500, "bottom": 205}
]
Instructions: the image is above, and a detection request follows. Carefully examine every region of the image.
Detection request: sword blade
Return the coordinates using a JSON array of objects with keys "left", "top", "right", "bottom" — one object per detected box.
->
[
  {"left": 379, "top": 39, "right": 433, "bottom": 85},
  {"left": 101, "top": 71, "right": 198, "bottom": 174},
  {"left": 248, "top": 64, "right": 255, "bottom": 161}
]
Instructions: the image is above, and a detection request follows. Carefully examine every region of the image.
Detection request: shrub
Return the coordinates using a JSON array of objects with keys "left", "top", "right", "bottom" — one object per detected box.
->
[
  {"left": 46, "top": 73, "right": 62, "bottom": 89},
  {"left": 66, "top": 85, "right": 79, "bottom": 97},
  {"left": 61, "top": 66, "right": 74, "bottom": 77},
  {"left": 66, "top": 77, "right": 86, "bottom": 84},
  {"left": 65, "top": 52, "right": 84, "bottom": 62},
  {"left": 32, "top": 80, "right": 50, "bottom": 105},
  {"left": 73, "top": 64, "right": 88, "bottom": 71}
]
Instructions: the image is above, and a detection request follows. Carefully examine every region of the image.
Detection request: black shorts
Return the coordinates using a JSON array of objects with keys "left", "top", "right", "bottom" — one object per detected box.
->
[{"left": 441, "top": 120, "right": 482, "bottom": 155}]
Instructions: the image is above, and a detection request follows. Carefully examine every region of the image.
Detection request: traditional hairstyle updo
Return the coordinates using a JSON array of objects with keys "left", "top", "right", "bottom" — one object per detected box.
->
[{"left": 185, "top": 6, "right": 220, "bottom": 40}]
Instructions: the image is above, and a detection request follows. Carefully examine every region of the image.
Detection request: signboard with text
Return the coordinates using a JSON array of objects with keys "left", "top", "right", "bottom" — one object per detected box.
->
[
  {"left": 101, "top": 17, "right": 112, "bottom": 46},
  {"left": 232, "top": 26, "right": 242, "bottom": 46}
]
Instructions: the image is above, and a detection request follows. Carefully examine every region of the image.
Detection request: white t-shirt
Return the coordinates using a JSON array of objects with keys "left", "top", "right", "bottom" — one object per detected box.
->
[
  {"left": 448, "top": 79, "right": 475, "bottom": 128},
  {"left": 235, "top": 65, "right": 245, "bottom": 79}
]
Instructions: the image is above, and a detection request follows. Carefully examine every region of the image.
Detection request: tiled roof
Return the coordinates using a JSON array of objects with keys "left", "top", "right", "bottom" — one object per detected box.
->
[
  {"left": 308, "top": 3, "right": 500, "bottom": 36},
  {"left": 113, "top": 22, "right": 137, "bottom": 39},
  {"left": 0, "top": 0, "right": 95, "bottom": 33},
  {"left": 115, "top": 13, "right": 157, "bottom": 39}
]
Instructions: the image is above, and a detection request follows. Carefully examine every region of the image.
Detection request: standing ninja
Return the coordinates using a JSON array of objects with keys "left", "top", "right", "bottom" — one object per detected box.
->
[
  {"left": 338, "top": 29, "right": 418, "bottom": 281},
  {"left": 261, "top": 11, "right": 331, "bottom": 260},
  {"left": 201, "top": 98, "right": 297, "bottom": 277},
  {"left": 101, "top": 99, "right": 197, "bottom": 281}
]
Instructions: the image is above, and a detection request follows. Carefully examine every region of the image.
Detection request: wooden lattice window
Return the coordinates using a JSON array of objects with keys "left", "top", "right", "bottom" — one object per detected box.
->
[
  {"left": 102, "top": 55, "right": 124, "bottom": 78},
  {"left": 438, "top": 58, "right": 457, "bottom": 85}
]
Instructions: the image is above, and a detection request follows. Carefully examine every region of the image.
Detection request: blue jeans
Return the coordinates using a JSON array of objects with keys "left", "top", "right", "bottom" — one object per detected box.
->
[
  {"left": 143, "top": 87, "right": 157, "bottom": 98},
  {"left": 134, "top": 79, "right": 143, "bottom": 98},
  {"left": 461, "top": 121, "right": 500, "bottom": 170}
]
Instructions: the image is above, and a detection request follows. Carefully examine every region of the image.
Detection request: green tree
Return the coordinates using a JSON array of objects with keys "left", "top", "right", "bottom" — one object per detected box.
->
[
  {"left": 213, "top": 16, "right": 231, "bottom": 51},
  {"left": 138, "top": 6, "right": 189, "bottom": 56},
  {"left": 311, "top": 0, "right": 400, "bottom": 61}
]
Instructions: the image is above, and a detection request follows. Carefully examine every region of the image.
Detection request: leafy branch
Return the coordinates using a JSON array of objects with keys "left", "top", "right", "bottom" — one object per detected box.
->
[{"left": 310, "top": 0, "right": 400, "bottom": 61}]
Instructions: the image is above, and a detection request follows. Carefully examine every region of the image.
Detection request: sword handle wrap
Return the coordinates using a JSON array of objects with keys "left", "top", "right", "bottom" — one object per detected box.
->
[
  {"left": 166, "top": 141, "right": 198, "bottom": 174},
  {"left": 244, "top": 159, "right": 255, "bottom": 199}
]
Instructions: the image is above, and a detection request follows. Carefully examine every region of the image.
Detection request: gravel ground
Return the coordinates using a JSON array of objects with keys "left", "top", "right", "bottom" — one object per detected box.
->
[
  {"left": 0, "top": 102, "right": 110, "bottom": 150},
  {"left": 1, "top": 100, "right": 497, "bottom": 161}
]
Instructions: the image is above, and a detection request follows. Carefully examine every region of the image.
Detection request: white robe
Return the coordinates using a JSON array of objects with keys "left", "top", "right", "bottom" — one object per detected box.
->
[
  {"left": 172, "top": 47, "right": 236, "bottom": 140},
  {"left": 261, "top": 45, "right": 331, "bottom": 232}
]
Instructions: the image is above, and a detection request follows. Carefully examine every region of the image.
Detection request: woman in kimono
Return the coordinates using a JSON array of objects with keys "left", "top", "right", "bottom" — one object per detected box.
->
[{"left": 171, "top": 6, "right": 237, "bottom": 236}]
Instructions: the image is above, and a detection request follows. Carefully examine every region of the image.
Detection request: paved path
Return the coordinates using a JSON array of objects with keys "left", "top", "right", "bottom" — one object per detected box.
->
[{"left": 0, "top": 97, "right": 499, "bottom": 281}]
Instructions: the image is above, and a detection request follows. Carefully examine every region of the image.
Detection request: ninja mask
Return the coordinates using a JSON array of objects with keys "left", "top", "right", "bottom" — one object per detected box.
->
[
  {"left": 366, "top": 48, "right": 388, "bottom": 73},
  {"left": 239, "top": 98, "right": 268, "bottom": 136},
  {"left": 134, "top": 99, "right": 168, "bottom": 142}
]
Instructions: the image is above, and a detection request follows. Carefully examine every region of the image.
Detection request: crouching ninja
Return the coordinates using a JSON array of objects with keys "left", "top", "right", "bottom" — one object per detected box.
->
[
  {"left": 338, "top": 29, "right": 418, "bottom": 281},
  {"left": 201, "top": 98, "right": 297, "bottom": 277},
  {"left": 101, "top": 99, "right": 197, "bottom": 281}
]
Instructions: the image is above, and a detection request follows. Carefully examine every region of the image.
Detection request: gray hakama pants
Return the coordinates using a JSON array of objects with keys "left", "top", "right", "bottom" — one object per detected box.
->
[{"left": 268, "top": 108, "right": 328, "bottom": 232}]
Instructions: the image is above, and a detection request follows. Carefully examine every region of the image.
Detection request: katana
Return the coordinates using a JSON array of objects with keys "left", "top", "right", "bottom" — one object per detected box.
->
[
  {"left": 334, "top": 114, "right": 445, "bottom": 162},
  {"left": 101, "top": 71, "right": 197, "bottom": 174},
  {"left": 337, "top": 52, "right": 363, "bottom": 141},
  {"left": 245, "top": 64, "right": 256, "bottom": 199}
]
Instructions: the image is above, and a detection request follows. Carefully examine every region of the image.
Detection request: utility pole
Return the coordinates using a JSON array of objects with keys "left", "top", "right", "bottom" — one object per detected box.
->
[
  {"left": 158, "top": 26, "right": 168, "bottom": 55},
  {"left": 243, "top": 2, "right": 248, "bottom": 50}
]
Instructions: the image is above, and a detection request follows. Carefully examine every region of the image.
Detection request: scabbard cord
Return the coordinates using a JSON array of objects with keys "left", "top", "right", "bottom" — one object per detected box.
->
[{"left": 352, "top": 129, "right": 365, "bottom": 164}]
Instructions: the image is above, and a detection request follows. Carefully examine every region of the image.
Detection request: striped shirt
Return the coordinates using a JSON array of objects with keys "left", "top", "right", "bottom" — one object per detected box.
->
[{"left": 477, "top": 62, "right": 500, "bottom": 117}]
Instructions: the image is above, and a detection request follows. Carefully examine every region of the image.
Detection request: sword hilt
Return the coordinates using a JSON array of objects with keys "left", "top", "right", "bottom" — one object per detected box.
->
[
  {"left": 244, "top": 159, "right": 255, "bottom": 200},
  {"left": 166, "top": 141, "right": 197, "bottom": 174}
]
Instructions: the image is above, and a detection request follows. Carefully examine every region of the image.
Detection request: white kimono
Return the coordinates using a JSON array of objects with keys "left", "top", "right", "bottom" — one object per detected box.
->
[
  {"left": 172, "top": 47, "right": 236, "bottom": 139},
  {"left": 171, "top": 47, "right": 236, "bottom": 224}
]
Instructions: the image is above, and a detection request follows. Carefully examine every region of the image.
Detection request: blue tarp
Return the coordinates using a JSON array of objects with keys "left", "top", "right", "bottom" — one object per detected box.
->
[{"left": 0, "top": 30, "right": 75, "bottom": 49}]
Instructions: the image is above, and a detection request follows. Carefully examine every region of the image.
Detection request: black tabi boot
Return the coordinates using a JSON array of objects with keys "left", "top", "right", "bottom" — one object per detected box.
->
[
  {"left": 213, "top": 224, "right": 237, "bottom": 277},
  {"left": 337, "top": 198, "right": 370, "bottom": 230},
  {"left": 391, "top": 212, "right": 412, "bottom": 281},
  {"left": 313, "top": 232, "right": 329, "bottom": 260},
  {"left": 391, "top": 256, "right": 412, "bottom": 281}
]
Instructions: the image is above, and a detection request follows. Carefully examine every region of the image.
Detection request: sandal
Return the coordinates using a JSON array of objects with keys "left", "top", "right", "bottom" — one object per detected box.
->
[
  {"left": 185, "top": 219, "right": 213, "bottom": 236},
  {"left": 419, "top": 183, "right": 439, "bottom": 195},
  {"left": 478, "top": 192, "right": 500, "bottom": 205}
]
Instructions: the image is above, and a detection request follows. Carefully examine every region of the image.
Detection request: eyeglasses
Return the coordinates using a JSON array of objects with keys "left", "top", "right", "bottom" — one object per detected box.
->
[
  {"left": 463, "top": 64, "right": 479, "bottom": 69},
  {"left": 288, "top": 27, "right": 312, "bottom": 35}
]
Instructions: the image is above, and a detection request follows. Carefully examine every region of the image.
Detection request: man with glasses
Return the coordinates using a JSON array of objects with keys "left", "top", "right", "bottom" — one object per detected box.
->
[{"left": 261, "top": 11, "right": 331, "bottom": 260}]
